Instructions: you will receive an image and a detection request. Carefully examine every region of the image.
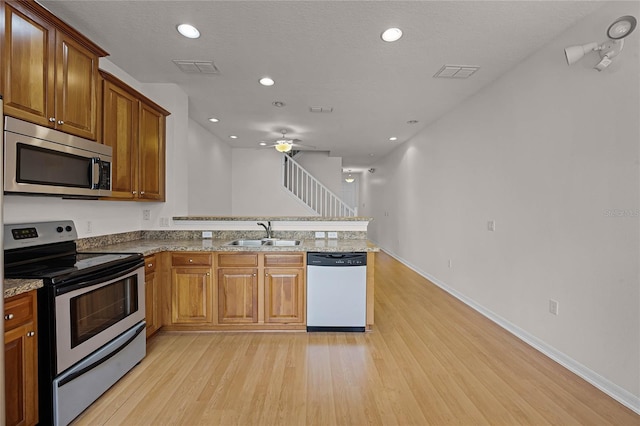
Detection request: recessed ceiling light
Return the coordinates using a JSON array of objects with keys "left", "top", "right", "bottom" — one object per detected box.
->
[
  {"left": 208, "top": 117, "right": 219, "bottom": 123},
  {"left": 381, "top": 27, "right": 403, "bottom": 42},
  {"left": 177, "top": 24, "right": 200, "bottom": 39},
  {"left": 230, "top": 135, "right": 238, "bottom": 139},
  {"left": 259, "top": 77, "right": 275, "bottom": 86},
  {"left": 259, "top": 142, "right": 268, "bottom": 146},
  {"left": 389, "top": 137, "right": 398, "bottom": 141}
]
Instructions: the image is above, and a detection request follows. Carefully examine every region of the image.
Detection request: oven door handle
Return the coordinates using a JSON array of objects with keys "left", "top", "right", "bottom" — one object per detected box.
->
[
  {"left": 55, "top": 261, "right": 144, "bottom": 296},
  {"left": 57, "top": 322, "right": 146, "bottom": 387}
]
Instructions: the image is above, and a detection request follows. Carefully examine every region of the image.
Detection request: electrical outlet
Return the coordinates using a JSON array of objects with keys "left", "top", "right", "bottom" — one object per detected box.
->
[
  {"left": 448, "top": 259, "right": 453, "bottom": 269},
  {"left": 315, "top": 231, "right": 326, "bottom": 239},
  {"left": 142, "top": 209, "right": 150, "bottom": 220},
  {"left": 202, "top": 231, "right": 213, "bottom": 239},
  {"left": 86, "top": 221, "right": 93, "bottom": 234},
  {"left": 549, "top": 299, "right": 559, "bottom": 315},
  {"left": 160, "top": 217, "right": 170, "bottom": 227},
  {"left": 327, "top": 231, "right": 338, "bottom": 239},
  {"left": 488, "top": 220, "right": 496, "bottom": 232}
]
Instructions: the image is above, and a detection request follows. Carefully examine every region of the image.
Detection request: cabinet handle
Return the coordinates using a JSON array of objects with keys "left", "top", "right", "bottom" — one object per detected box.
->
[
  {"left": 49, "top": 117, "right": 56, "bottom": 122},
  {"left": 26, "top": 331, "right": 35, "bottom": 337},
  {"left": 140, "top": 191, "right": 145, "bottom": 195},
  {"left": 57, "top": 120, "right": 64, "bottom": 125},
  {"left": 148, "top": 263, "right": 153, "bottom": 267},
  {"left": 206, "top": 272, "right": 210, "bottom": 276},
  {"left": 189, "top": 259, "right": 193, "bottom": 263},
  {"left": 132, "top": 191, "right": 137, "bottom": 195},
  {"left": 252, "top": 273, "right": 257, "bottom": 277},
  {"left": 4, "top": 313, "right": 14, "bottom": 320}
]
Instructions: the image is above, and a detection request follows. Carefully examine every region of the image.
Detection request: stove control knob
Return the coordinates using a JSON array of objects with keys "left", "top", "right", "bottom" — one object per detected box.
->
[
  {"left": 65, "top": 226, "right": 73, "bottom": 232},
  {"left": 56, "top": 226, "right": 64, "bottom": 233}
]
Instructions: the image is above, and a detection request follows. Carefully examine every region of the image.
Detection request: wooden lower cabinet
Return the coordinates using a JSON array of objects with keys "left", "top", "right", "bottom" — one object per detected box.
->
[
  {"left": 170, "top": 253, "right": 213, "bottom": 325},
  {"left": 264, "top": 267, "right": 305, "bottom": 324},
  {"left": 144, "top": 255, "right": 160, "bottom": 338},
  {"left": 4, "top": 290, "right": 38, "bottom": 426},
  {"left": 216, "top": 252, "right": 306, "bottom": 329},
  {"left": 217, "top": 268, "right": 258, "bottom": 324}
]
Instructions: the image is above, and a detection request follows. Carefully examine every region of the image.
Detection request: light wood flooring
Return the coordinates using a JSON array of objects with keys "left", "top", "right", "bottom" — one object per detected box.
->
[{"left": 72, "top": 251, "right": 639, "bottom": 425}]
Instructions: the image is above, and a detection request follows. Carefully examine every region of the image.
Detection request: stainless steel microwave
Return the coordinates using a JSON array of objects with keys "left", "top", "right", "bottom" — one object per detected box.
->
[{"left": 4, "top": 117, "right": 112, "bottom": 198}]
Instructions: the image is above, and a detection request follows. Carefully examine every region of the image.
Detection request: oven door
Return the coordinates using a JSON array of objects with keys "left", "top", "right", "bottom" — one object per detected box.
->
[{"left": 54, "top": 264, "right": 144, "bottom": 373}]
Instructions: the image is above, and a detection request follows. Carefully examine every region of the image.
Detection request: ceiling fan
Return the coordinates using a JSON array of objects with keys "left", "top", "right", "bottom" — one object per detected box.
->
[{"left": 260, "top": 129, "right": 314, "bottom": 152}]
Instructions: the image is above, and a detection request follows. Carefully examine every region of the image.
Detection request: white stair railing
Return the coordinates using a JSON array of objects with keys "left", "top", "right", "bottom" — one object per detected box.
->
[{"left": 282, "top": 155, "right": 357, "bottom": 217}]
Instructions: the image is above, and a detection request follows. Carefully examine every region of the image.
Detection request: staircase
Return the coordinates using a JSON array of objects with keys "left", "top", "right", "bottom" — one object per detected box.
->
[{"left": 282, "top": 155, "right": 357, "bottom": 217}]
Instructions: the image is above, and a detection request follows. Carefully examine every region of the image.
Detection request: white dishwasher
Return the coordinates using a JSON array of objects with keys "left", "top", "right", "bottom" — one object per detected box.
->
[{"left": 306, "top": 252, "right": 367, "bottom": 332}]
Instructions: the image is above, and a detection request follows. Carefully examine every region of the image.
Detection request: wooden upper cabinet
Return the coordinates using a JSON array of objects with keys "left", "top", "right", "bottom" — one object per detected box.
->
[
  {"left": 102, "top": 76, "right": 138, "bottom": 199},
  {"left": 99, "top": 70, "right": 169, "bottom": 201},
  {"left": 54, "top": 32, "right": 99, "bottom": 139},
  {"left": 138, "top": 102, "right": 166, "bottom": 200},
  {"left": 1, "top": 1, "right": 55, "bottom": 126},
  {"left": 1, "top": 0, "right": 107, "bottom": 140}
]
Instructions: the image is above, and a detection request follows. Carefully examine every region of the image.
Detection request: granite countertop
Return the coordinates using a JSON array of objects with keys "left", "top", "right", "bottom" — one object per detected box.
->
[
  {"left": 173, "top": 216, "right": 373, "bottom": 222},
  {"left": 83, "top": 238, "right": 379, "bottom": 257},
  {"left": 4, "top": 236, "right": 378, "bottom": 298},
  {"left": 4, "top": 278, "right": 43, "bottom": 299}
]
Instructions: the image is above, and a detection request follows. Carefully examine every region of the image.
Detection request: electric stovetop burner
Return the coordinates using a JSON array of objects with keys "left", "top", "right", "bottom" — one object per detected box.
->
[{"left": 4, "top": 220, "right": 143, "bottom": 284}]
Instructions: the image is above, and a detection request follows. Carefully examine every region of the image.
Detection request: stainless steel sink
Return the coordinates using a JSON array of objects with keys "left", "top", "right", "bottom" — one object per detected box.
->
[
  {"left": 224, "top": 239, "right": 301, "bottom": 247},
  {"left": 225, "top": 239, "right": 264, "bottom": 246},
  {"left": 262, "top": 239, "right": 301, "bottom": 246}
]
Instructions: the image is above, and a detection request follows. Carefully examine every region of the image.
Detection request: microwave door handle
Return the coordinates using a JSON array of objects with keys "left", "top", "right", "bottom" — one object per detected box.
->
[{"left": 91, "top": 157, "right": 101, "bottom": 189}]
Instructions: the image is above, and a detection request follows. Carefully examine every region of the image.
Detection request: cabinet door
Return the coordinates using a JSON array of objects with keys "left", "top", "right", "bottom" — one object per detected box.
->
[
  {"left": 101, "top": 78, "right": 138, "bottom": 199},
  {"left": 217, "top": 268, "right": 258, "bottom": 324},
  {"left": 145, "top": 267, "right": 160, "bottom": 338},
  {"left": 138, "top": 102, "right": 166, "bottom": 201},
  {"left": 171, "top": 267, "right": 213, "bottom": 324},
  {"left": 55, "top": 32, "right": 99, "bottom": 140},
  {"left": 264, "top": 268, "right": 305, "bottom": 324},
  {"left": 1, "top": 1, "right": 55, "bottom": 127},
  {"left": 5, "top": 323, "right": 38, "bottom": 426}
]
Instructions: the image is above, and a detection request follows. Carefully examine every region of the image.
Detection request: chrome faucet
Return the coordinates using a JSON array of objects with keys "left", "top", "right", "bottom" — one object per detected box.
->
[{"left": 257, "top": 221, "right": 272, "bottom": 239}]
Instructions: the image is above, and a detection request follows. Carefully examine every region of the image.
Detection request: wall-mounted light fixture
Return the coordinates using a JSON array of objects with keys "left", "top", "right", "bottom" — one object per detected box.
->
[{"left": 565, "top": 15, "right": 637, "bottom": 71}]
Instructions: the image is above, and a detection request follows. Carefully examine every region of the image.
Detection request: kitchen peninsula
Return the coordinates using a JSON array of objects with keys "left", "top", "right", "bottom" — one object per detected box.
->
[
  {"left": 82, "top": 216, "right": 377, "bottom": 333},
  {"left": 5, "top": 217, "right": 378, "bottom": 333}
]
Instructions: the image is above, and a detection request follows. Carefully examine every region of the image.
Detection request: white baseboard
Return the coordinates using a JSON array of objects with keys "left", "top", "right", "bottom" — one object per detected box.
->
[{"left": 378, "top": 246, "right": 640, "bottom": 415}]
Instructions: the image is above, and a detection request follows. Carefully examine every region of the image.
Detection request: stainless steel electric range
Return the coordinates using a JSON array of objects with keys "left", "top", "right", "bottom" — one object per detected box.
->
[{"left": 4, "top": 221, "right": 146, "bottom": 425}]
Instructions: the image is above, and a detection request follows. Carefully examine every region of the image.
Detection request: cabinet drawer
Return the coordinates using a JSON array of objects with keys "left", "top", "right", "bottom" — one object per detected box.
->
[
  {"left": 4, "top": 291, "right": 36, "bottom": 331},
  {"left": 264, "top": 253, "right": 305, "bottom": 267},
  {"left": 145, "top": 255, "right": 157, "bottom": 274},
  {"left": 217, "top": 253, "right": 258, "bottom": 267},
  {"left": 171, "top": 253, "right": 212, "bottom": 266}
]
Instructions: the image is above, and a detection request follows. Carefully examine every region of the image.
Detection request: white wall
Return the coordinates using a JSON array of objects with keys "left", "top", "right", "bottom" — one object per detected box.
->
[
  {"left": 362, "top": 1, "right": 639, "bottom": 407},
  {"left": 186, "top": 119, "right": 232, "bottom": 215},
  {"left": 341, "top": 172, "right": 360, "bottom": 210},
  {"left": 231, "top": 149, "right": 314, "bottom": 216},
  {"left": 294, "top": 151, "right": 343, "bottom": 196}
]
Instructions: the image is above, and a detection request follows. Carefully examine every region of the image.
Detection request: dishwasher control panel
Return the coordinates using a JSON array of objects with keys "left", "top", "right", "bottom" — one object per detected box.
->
[{"left": 307, "top": 252, "right": 367, "bottom": 267}]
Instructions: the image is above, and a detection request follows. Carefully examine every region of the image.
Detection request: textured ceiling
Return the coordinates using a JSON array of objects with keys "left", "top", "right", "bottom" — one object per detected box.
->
[{"left": 40, "top": 0, "right": 605, "bottom": 168}]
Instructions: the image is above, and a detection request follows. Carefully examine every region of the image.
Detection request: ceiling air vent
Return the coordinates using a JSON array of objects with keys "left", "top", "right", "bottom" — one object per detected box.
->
[
  {"left": 309, "top": 106, "right": 333, "bottom": 113},
  {"left": 172, "top": 60, "right": 219, "bottom": 74},
  {"left": 433, "top": 65, "right": 479, "bottom": 79}
]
